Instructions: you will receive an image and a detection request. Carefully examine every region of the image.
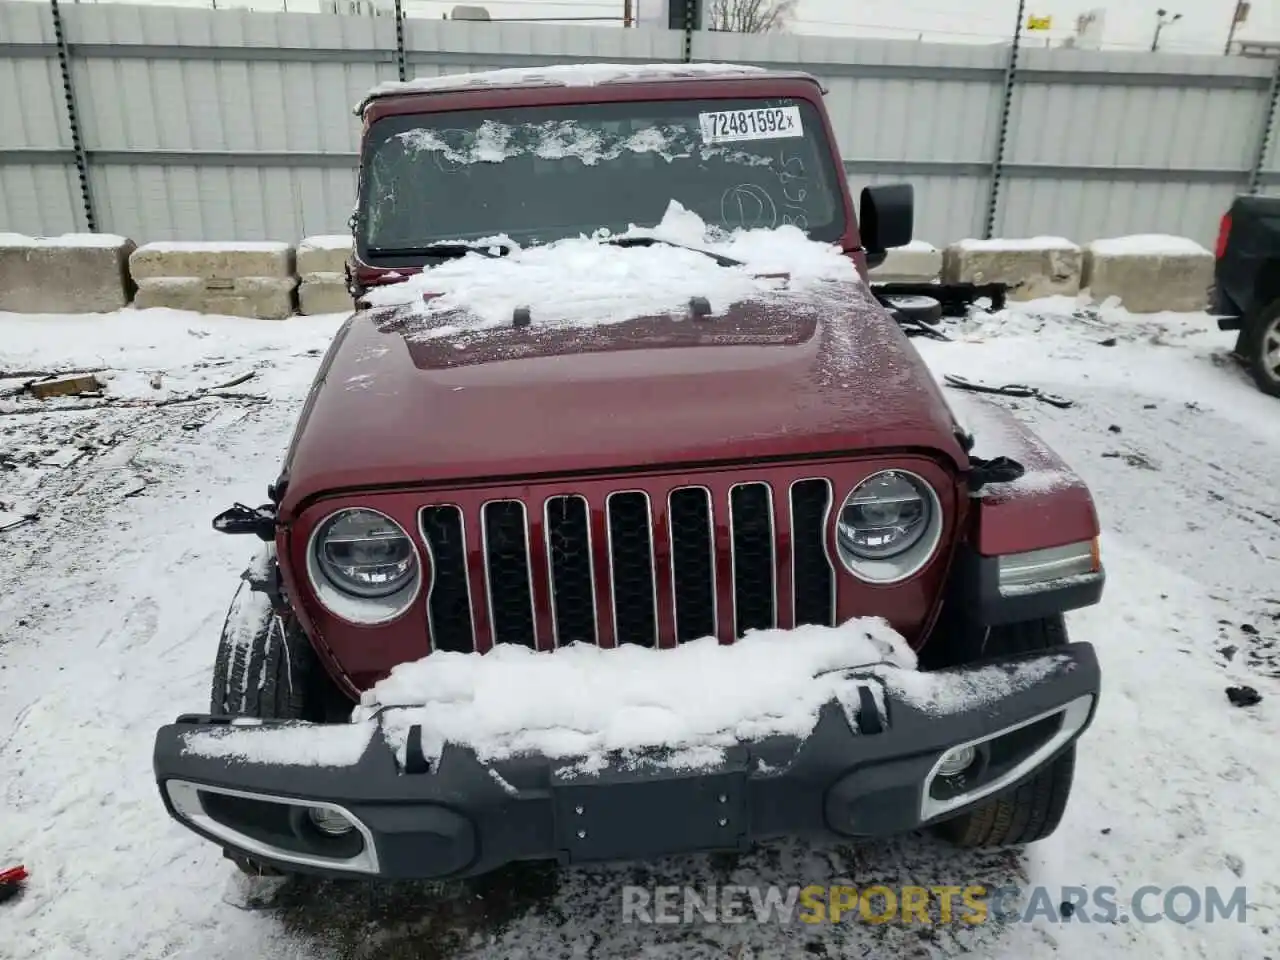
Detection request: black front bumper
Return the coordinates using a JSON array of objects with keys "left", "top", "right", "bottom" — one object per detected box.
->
[{"left": 153, "top": 643, "right": 1100, "bottom": 880}]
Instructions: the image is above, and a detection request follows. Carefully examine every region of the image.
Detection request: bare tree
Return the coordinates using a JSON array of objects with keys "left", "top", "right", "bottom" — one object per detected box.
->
[{"left": 706, "top": 0, "right": 798, "bottom": 33}]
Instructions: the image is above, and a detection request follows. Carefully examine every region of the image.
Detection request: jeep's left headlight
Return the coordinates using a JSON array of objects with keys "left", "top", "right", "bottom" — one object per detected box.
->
[
  {"left": 836, "top": 470, "right": 943, "bottom": 583},
  {"left": 307, "top": 507, "right": 422, "bottom": 624}
]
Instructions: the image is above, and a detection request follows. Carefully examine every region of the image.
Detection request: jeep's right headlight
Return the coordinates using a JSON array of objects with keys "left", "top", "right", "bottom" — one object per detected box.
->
[
  {"left": 836, "top": 470, "right": 943, "bottom": 584},
  {"left": 307, "top": 507, "right": 422, "bottom": 624}
]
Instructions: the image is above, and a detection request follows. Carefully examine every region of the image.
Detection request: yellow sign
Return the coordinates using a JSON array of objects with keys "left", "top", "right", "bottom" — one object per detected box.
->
[{"left": 1027, "top": 14, "right": 1052, "bottom": 30}]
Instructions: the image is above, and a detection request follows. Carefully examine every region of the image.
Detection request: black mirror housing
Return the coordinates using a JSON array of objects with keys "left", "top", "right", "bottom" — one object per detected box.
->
[{"left": 859, "top": 184, "right": 914, "bottom": 268}]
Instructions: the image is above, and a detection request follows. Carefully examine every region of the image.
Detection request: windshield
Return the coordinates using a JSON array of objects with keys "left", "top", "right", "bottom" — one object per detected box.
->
[{"left": 357, "top": 96, "right": 847, "bottom": 261}]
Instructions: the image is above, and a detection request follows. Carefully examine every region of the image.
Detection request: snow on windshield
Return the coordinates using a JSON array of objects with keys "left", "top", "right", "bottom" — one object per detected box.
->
[
  {"left": 361, "top": 200, "right": 861, "bottom": 338},
  {"left": 396, "top": 120, "right": 775, "bottom": 169}
]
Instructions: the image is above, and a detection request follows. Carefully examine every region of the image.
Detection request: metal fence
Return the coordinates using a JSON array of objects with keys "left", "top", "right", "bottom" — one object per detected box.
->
[{"left": 3, "top": 0, "right": 1280, "bottom": 248}]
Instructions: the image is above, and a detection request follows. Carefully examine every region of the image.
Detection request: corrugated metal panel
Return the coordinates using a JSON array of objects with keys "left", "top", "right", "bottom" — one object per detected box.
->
[
  {"left": 1006, "top": 82, "right": 1261, "bottom": 170},
  {"left": 62, "top": 4, "right": 395, "bottom": 239},
  {"left": 3, "top": 5, "right": 1280, "bottom": 245},
  {"left": 0, "top": 164, "right": 83, "bottom": 235}
]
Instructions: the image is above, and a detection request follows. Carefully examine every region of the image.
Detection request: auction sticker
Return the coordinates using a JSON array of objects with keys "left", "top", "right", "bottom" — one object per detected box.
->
[{"left": 698, "top": 106, "right": 804, "bottom": 144}]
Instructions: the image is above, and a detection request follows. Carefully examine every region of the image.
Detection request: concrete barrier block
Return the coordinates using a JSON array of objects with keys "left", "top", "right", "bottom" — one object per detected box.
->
[
  {"left": 1082, "top": 235, "right": 1214, "bottom": 313},
  {"left": 134, "top": 276, "right": 297, "bottom": 320},
  {"left": 0, "top": 233, "right": 136, "bottom": 314},
  {"left": 298, "top": 274, "right": 354, "bottom": 316},
  {"left": 129, "top": 241, "right": 294, "bottom": 282},
  {"left": 297, "top": 235, "right": 352, "bottom": 278},
  {"left": 943, "top": 237, "right": 1082, "bottom": 301},
  {"left": 868, "top": 240, "right": 943, "bottom": 282}
]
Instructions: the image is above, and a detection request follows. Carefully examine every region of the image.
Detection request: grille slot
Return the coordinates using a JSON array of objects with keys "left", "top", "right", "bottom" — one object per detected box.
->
[
  {"left": 790, "top": 479, "right": 836, "bottom": 627},
  {"left": 729, "top": 482, "right": 777, "bottom": 637},
  {"left": 668, "top": 486, "right": 716, "bottom": 643},
  {"left": 545, "top": 495, "right": 597, "bottom": 646},
  {"left": 481, "top": 500, "right": 536, "bottom": 648},
  {"left": 420, "top": 505, "right": 475, "bottom": 653},
  {"left": 606, "top": 491, "right": 658, "bottom": 647}
]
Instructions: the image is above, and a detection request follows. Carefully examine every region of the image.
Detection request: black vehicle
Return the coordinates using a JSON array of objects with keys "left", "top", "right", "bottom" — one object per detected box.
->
[{"left": 1212, "top": 194, "right": 1280, "bottom": 396}]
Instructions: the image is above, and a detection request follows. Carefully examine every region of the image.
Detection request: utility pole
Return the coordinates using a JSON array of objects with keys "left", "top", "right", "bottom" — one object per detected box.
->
[
  {"left": 1150, "top": 8, "right": 1182, "bottom": 52},
  {"left": 623, "top": 0, "right": 632, "bottom": 27}
]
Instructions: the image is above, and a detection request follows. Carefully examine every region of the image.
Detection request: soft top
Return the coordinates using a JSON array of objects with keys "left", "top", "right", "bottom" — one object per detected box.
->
[{"left": 354, "top": 62, "right": 822, "bottom": 115}]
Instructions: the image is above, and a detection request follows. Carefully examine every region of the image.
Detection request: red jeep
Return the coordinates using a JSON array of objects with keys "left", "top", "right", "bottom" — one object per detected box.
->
[{"left": 152, "top": 64, "right": 1104, "bottom": 880}]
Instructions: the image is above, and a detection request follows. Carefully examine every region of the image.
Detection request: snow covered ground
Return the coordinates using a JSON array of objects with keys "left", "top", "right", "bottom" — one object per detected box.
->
[{"left": 1, "top": 295, "right": 1277, "bottom": 959}]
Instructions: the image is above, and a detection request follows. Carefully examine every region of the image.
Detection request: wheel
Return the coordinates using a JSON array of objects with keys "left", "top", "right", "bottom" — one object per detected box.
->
[
  {"left": 931, "top": 615, "right": 1077, "bottom": 849},
  {"left": 210, "top": 557, "right": 321, "bottom": 720},
  {"left": 1239, "top": 300, "right": 1280, "bottom": 398},
  {"left": 208, "top": 551, "right": 347, "bottom": 875}
]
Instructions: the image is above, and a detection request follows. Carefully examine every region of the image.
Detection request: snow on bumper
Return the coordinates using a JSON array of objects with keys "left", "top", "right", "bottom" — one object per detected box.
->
[{"left": 152, "top": 644, "right": 1101, "bottom": 880}]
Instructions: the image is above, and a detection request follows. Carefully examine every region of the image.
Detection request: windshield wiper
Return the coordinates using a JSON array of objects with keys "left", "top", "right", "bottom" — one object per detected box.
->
[
  {"left": 600, "top": 235, "right": 744, "bottom": 268},
  {"left": 367, "top": 241, "right": 514, "bottom": 259}
]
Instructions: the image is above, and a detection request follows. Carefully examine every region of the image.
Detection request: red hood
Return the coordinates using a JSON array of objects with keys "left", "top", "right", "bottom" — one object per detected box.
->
[{"left": 277, "top": 279, "right": 966, "bottom": 513}]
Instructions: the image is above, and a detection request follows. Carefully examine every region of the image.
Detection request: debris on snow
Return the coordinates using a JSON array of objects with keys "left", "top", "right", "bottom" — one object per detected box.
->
[
  {"left": 0, "top": 865, "right": 28, "bottom": 905},
  {"left": 1225, "top": 685, "right": 1262, "bottom": 708},
  {"left": 26, "top": 373, "right": 103, "bottom": 400}
]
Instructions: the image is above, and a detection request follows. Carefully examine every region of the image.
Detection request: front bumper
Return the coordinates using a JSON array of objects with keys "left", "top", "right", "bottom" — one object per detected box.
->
[{"left": 153, "top": 643, "right": 1100, "bottom": 880}]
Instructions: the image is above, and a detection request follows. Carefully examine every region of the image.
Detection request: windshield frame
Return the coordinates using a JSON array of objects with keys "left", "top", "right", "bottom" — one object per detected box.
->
[{"left": 353, "top": 81, "right": 853, "bottom": 270}]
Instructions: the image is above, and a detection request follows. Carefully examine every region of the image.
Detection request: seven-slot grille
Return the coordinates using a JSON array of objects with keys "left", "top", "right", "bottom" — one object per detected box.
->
[{"left": 419, "top": 480, "right": 836, "bottom": 652}]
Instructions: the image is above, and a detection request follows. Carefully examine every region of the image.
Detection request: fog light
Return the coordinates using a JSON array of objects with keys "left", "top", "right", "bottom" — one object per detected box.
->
[
  {"left": 936, "top": 744, "right": 976, "bottom": 778},
  {"left": 307, "top": 806, "right": 354, "bottom": 837}
]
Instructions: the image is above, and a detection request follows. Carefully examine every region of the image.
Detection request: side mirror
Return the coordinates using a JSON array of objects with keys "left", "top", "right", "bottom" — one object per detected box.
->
[{"left": 859, "top": 184, "right": 914, "bottom": 269}]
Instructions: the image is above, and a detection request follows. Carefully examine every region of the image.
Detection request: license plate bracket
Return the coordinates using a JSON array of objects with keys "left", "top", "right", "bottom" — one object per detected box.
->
[{"left": 552, "top": 752, "right": 748, "bottom": 863}]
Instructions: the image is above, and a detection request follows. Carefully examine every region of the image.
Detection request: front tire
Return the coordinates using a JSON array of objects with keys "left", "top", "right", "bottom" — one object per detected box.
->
[
  {"left": 210, "top": 575, "right": 317, "bottom": 720},
  {"left": 208, "top": 553, "right": 344, "bottom": 876},
  {"left": 931, "top": 615, "right": 1078, "bottom": 848},
  {"left": 1239, "top": 300, "right": 1280, "bottom": 398}
]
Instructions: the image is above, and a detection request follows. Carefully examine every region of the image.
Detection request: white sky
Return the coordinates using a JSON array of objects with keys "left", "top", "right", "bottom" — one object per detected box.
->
[{"left": 15, "top": 0, "right": 1280, "bottom": 54}]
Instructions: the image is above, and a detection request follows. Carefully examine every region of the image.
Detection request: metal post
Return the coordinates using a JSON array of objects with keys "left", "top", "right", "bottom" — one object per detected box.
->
[
  {"left": 983, "top": 0, "right": 1026, "bottom": 240},
  {"left": 682, "top": 0, "right": 695, "bottom": 63},
  {"left": 49, "top": 0, "right": 97, "bottom": 232},
  {"left": 393, "top": 0, "right": 407, "bottom": 82},
  {"left": 1247, "top": 56, "right": 1280, "bottom": 194}
]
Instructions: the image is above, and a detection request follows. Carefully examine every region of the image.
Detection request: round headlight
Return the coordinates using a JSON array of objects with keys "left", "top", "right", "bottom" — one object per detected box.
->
[
  {"left": 836, "top": 470, "right": 942, "bottom": 583},
  {"left": 313, "top": 508, "right": 417, "bottom": 598}
]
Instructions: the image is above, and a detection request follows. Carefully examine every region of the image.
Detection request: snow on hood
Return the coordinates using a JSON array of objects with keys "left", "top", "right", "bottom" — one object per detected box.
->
[
  {"left": 361, "top": 201, "right": 860, "bottom": 340},
  {"left": 354, "top": 620, "right": 917, "bottom": 773}
]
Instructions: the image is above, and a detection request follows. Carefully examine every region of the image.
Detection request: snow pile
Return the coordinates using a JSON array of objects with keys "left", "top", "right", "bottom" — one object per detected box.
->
[
  {"left": 183, "top": 723, "right": 376, "bottom": 768},
  {"left": 362, "top": 200, "right": 858, "bottom": 336},
  {"left": 296, "top": 234, "right": 352, "bottom": 252},
  {"left": 0, "top": 232, "right": 132, "bottom": 248},
  {"left": 361, "top": 62, "right": 766, "bottom": 105},
  {"left": 354, "top": 620, "right": 916, "bottom": 771},
  {"left": 133, "top": 240, "right": 292, "bottom": 253},
  {"left": 877, "top": 654, "right": 1074, "bottom": 716},
  {"left": 1087, "top": 234, "right": 1210, "bottom": 256},
  {"left": 953, "top": 236, "right": 1080, "bottom": 252}
]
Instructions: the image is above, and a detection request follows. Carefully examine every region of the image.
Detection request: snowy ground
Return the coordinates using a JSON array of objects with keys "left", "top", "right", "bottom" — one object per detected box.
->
[{"left": 1, "top": 297, "right": 1277, "bottom": 959}]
